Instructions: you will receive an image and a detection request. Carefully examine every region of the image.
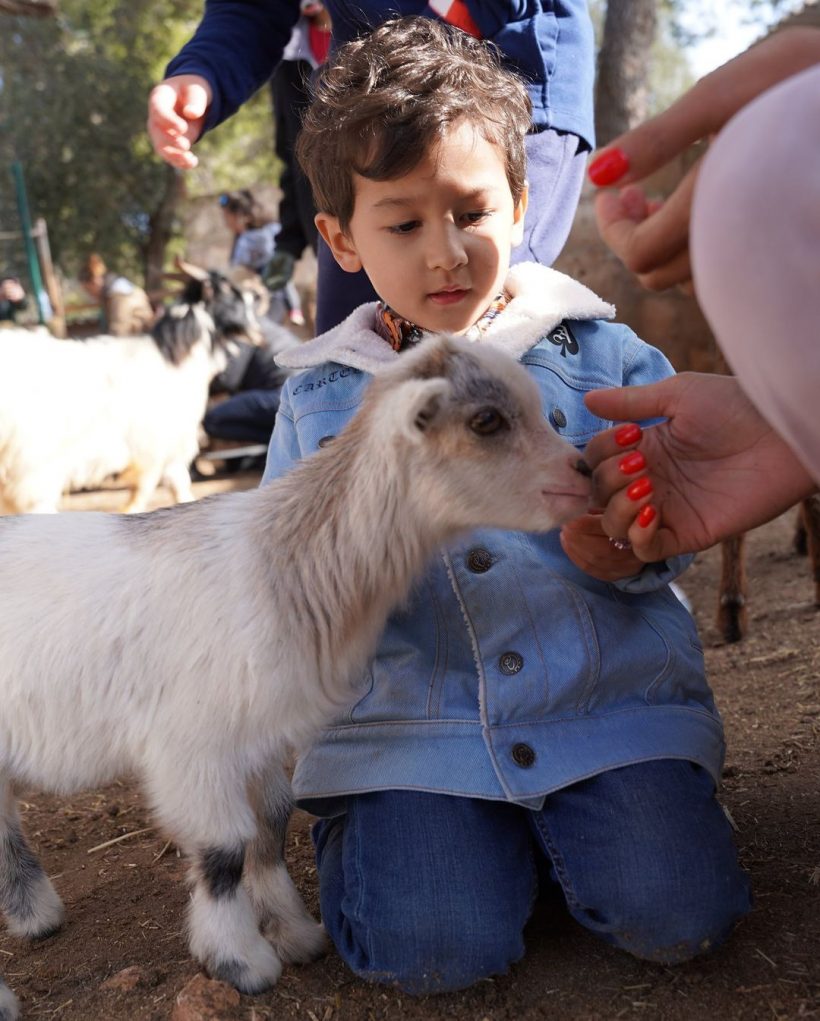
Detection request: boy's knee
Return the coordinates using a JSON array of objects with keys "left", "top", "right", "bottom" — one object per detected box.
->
[
  {"left": 345, "top": 921, "right": 526, "bottom": 995},
  {"left": 579, "top": 869, "right": 752, "bottom": 964}
]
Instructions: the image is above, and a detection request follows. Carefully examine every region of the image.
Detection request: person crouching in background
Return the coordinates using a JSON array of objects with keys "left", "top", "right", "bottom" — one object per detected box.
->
[{"left": 78, "top": 253, "right": 155, "bottom": 336}]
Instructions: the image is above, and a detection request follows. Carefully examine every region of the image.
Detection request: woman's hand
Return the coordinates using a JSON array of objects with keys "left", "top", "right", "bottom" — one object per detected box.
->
[
  {"left": 588, "top": 28, "right": 820, "bottom": 292},
  {"left": 582, "top": 373, "right": 817, "bottom": 560}
]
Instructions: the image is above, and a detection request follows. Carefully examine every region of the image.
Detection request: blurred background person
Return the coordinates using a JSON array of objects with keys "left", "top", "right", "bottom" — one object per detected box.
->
[
  {"left": 0, "top": 275, "right": 28, "bottom": 325},
  {"left": 219, "top": 189, "right": 306, "bottom": 326},
  {"left": 265, "top": 0, "right": 330, "bottom": 301},
  {"left": 78, "top": 253, "right": 155, "bottom": 336}
]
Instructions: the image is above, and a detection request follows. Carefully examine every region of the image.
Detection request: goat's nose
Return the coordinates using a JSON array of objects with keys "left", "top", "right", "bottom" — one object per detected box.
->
[{"left": 574, "top": 458, "right": 593, "bottom": 477}]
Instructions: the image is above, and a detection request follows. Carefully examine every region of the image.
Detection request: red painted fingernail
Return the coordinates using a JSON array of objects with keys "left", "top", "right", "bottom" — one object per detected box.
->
[
  {"left": 618, "top": 451, "right": 646, "bottom": 475},
  {"left": 588, "top": 148, "right": 630, "bottom": 186},
  {"left": 637, "top": 504, "right": 657, "bottom": 527},
  {"left": 627, "top": 477, "right": 653, "bottom": 501},
  {"left": 615, "top": 424, "right": 642, "bottom": 447}
]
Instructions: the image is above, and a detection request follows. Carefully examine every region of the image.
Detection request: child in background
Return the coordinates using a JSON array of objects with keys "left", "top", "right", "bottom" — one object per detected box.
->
[
  {"left": 78, "top": 253, "right": 154, "bottom": 336},
  {"left": 219, "top": 189, "right": 306, "bottom": 326},
  {"left": 263, "top": 17, "right": 751, "bottom": 995},
  {"left": 0, "top": 275, "right": 27, "bottom": 324}
]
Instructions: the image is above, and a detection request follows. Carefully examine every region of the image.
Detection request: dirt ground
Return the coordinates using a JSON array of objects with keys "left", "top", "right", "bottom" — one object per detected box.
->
[{"left": 2, "top": 475, "right": 818, "bottom": 1020}]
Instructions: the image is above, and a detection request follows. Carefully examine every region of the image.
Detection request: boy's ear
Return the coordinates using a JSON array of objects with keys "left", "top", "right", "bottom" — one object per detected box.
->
[
  {"left": 511, "top": 183, "right": 529, "bottom": 248},
  {"left": 315, "top": 213, "right": 363, "bottom": 273}
]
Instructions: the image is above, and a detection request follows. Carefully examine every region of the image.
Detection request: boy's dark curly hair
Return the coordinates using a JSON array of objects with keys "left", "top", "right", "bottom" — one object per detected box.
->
[{"left": 296, "top": 16, "right": 532, "bottom": 231}]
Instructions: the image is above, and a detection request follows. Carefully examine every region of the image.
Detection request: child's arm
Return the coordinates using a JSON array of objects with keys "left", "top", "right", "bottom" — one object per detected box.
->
[
  {"left": 149, "top": 0, "right": 300, "bottom": 168},
  {"left": 262, "top": 384, "right": 303, "bottom": 485}
]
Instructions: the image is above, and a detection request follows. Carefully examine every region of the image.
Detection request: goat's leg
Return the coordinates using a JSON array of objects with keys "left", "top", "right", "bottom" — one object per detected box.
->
[
  {"left": 120, "top": 464, "right": 163, "bottom": 514},
  {"left": 245, "top": 762, "right": 326, "bottom": 964},
  {"left": 149, "top": 764, "right": 283, "bottom": 994},
  {"left": 0, "top": 778, "right": 64, "bottom": 940},
  {"left": 0, "top": 976, "right": 19, "bottom": 1021},
  {"left": 163, "top": 460, "right": 195, "bottom": 505},
  {"left": 717, "top": 534, "right": 748, "bottom": 643},
  {"left": 800, "top": 495, "right": 820, "bottom": 608},
  {"left": 186, "top": 842, "right": 284, "bottom": 993}
]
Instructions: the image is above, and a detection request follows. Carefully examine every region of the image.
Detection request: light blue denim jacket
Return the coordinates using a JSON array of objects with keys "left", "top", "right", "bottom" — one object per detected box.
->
[{"left": 263, "top": 264, "right": 723, "bottom": 815}]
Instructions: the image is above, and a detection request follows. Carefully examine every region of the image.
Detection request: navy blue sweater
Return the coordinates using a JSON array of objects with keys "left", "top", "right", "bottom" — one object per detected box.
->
[{"left": 166, "top": 0, "right": 595, "bottom": 147}]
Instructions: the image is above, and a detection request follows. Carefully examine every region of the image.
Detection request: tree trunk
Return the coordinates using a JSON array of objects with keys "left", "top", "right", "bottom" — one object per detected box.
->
[
  {"left": 594, "top": 0, "right": 658, "bottom": 147},
  {"left": 0, "top": 0, "right": 57, "bottom": 15},
  {"left": 142, "top": 164, "right": 185, "bottom": 299}
]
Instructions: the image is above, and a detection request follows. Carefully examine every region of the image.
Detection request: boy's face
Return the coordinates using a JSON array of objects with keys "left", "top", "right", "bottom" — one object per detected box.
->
[{"left": 317, "top": 119, "right": 527, "bottom": 334}]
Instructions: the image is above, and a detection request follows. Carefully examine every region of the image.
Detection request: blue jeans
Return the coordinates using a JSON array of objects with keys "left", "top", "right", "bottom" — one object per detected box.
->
[
  {"left": 313, "top": 760, "right": 752, "bottom": 994},
  {"left": 314, "top": 128, "right": 588, "bottom": 334}
]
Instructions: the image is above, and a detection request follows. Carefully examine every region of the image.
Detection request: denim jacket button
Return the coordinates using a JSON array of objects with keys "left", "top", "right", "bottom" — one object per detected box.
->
[
  {"left": 317, "top": 435, "right": 335, "bottom": 448},
  {"left": 467, "top": 548, "right": 493, "bottom": 573},
  {"left": 512, "top": 743, "right": 536, "bottom": 768},
  {"left": 550, "top": 407, "right": 567, "bottom": 429},
  {"left": 499, "top": 651, "right": 524, "bottom": 675}
]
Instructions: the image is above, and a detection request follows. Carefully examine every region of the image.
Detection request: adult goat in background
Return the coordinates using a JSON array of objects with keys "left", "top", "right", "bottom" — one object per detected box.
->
[
  {"left": 0, "top": 268, "right": 258, "bottom": 515},
  {"left": 0, "top": 336, "right": 592, "bottom": 1019}
]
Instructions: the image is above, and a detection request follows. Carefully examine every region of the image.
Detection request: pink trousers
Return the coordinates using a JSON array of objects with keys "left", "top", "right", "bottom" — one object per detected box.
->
[{"left": 691, "top": 64, "right": 820, "bottom": 484}]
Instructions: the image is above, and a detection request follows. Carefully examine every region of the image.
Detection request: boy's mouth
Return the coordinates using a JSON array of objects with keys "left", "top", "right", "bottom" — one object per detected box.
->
[{"left": 428, "top": 287, "right": 469, "bottom": 306}]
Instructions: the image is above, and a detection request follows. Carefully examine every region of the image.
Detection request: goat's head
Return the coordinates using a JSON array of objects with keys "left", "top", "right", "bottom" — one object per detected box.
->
[
  {"left": 360, "top": 335, "right": 592, "bottom": 535},
  {"left": 151, "top": 262, "right": 262, "bottom": 368}
]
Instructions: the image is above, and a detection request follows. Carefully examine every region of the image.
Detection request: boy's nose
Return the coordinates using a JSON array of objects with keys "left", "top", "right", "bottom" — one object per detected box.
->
[{"left": 427, "top": 223, "right": 467, "bottom": 271}]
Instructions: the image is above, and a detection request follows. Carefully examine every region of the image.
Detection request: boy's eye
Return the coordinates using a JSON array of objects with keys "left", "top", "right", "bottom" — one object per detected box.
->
[
  {"left": 387, "top": 220, "right": 419, "bottom": 235},
  {"left": 462, "top": 210, "right": 491, "bottom": 226}
]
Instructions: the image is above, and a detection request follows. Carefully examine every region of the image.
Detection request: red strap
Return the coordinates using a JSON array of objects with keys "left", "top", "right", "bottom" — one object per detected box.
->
[{"left": 428, "top": 0, "right": 482, "bottom": 38}]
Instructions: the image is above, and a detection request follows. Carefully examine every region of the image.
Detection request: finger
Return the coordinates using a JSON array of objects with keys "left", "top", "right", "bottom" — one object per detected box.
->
[
  {"left": 148, "top": 83, "right": 189, "bottom": 135},
  {"left": 599, "top": 475, "right": 654, "bottom": 544},
  {"left": 590, "top": 447, "right": 649, "bottom": 509},
  {"left": 636, "top": 246, "right": 693, "bottom": 292},
  {"left": 626, "top": 503, "right": 663, "bottom": 561},
  {"left": 584, "top": 378, "right": 679, "bottom": 428},
  {"left": 153, "top": 139, "right": 199, "bottom": 169},
  {"left": 179, "top": 81, "right": 210, "bottom": 121},
  {"left": 581, "top": 423, "right": 643, "bottom": 472},
  {"left": 595, "top": 166, "right": 698, "bottom": 278}
]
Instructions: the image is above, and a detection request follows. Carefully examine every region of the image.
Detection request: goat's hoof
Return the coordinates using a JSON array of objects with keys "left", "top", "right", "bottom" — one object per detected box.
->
[
  {"left": 267, "top": 918, "right": 328, "bottom": 965},
  {"left": 208, "top": 943, "right": 283, "bottom": 995},
  {"left": 6, "top": 882, "right": 65, "bottom": 941}
]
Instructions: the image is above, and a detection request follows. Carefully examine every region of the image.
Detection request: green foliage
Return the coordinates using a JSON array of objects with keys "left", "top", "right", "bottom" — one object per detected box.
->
[{"left": 0, "top": 0, "right": 278, "bottom": 282}]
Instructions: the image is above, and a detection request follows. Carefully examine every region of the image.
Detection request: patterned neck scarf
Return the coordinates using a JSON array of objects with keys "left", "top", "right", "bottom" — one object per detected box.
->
[{"left": 375, "top": 291, "right": 511, "bottom": 352}]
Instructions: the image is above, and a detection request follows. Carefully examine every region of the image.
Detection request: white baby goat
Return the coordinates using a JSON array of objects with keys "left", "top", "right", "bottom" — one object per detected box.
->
[{"left": 0, "top": 335, "right": 591, "bottom": 1019}]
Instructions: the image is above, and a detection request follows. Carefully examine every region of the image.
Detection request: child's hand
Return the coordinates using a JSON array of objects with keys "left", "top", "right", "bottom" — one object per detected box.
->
[
  {"left": 560, "top": 510, "right": 647, "bottom": 582},
  {"left": 147, "top": 74, "right": 212, "bottom": 170}
]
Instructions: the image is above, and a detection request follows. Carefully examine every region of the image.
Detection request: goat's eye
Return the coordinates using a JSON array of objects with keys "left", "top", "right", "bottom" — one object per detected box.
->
[{"left": 469, "top": 407, "right": 507, "bottom": 436}]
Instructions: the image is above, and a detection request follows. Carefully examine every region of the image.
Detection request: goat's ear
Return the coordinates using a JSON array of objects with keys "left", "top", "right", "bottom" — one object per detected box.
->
[
  {"left": 389, "top": 377, "right": 451, "bottom": 443},
  {"left": 175, "top": 258, "right": 210, "bottom": 282}
]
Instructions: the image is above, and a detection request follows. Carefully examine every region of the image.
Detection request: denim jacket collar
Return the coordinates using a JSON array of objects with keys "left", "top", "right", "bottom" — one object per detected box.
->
[{"left": 277, "top": 263, "right": 615, "bottom": 374}]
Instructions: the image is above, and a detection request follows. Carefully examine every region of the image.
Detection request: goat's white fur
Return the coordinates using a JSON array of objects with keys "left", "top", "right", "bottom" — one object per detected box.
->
[
  {"left": 0, "top": 311, "right": 223, "bottom": 516},
  {"left": 0, "top": 336, "right": 590, "bottom": 1017}
]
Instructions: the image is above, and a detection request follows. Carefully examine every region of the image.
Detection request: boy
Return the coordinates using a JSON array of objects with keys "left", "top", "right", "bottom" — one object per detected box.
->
[
  {"left": 147, "top": 0, "right": 594, "bottom": 333},
  {"left": 265, "top": 17, "right": 751, "bottom": 995}
]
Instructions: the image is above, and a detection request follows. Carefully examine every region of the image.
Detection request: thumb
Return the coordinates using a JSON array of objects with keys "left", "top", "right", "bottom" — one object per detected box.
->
[
  {"left": 180, "top": 82, "right": 210, "bottom": 121},
  {"left": 584, "top": 377, "right": 678, "bottom": 424}
]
